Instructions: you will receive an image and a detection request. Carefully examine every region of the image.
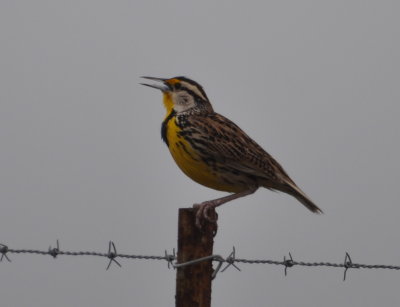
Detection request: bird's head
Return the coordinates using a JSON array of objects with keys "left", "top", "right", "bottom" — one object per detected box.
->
[{"left": 141, "top": 76, "right": 214, "bottom": 114}]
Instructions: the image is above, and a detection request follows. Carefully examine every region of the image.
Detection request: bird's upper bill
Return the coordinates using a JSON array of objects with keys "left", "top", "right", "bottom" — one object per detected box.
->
[{"left": 140, "top": 76, "right": 179, "bottom": 92}]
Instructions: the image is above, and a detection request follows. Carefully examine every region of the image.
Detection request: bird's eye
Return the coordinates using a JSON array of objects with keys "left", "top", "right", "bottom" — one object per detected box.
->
[
  {"left": 175, "top": 83, "right": 182, "bottom": 90},
  {"left": 178, "top": 94, "right": 191, "bottom": 105}
]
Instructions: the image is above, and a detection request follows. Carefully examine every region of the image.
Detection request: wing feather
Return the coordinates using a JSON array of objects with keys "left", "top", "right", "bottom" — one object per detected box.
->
[{"left": 184, "top": 113, "right": 291, "bottom": 184}]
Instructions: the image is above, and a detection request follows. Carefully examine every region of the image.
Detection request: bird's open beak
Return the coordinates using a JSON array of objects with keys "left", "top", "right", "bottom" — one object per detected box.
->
[{"left": 140, "top": 76, "right": 169, "bottom": 92}]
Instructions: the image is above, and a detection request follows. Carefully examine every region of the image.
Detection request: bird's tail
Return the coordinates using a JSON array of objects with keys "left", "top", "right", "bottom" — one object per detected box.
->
[{"left": 281, "top": 181, "right": 323, "bottom": 214}]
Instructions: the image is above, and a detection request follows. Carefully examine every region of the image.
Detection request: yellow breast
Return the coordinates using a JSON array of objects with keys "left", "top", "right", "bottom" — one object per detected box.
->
[
  {"left": 161, "top": 92, "right": 239, "bottom": 192},
  {"left": 165, "top": 116, "right": 237, "bottom": 192},
  {"left": 166, "top": 118, "right": 244, "bottom": 192}
]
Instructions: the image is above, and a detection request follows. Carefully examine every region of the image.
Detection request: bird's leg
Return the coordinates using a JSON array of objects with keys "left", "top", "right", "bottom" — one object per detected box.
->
[{"left": 193, "top": 187, "right": 258, "bottom": 229}]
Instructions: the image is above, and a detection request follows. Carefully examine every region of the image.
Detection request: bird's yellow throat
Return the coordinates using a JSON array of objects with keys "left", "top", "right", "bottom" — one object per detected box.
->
[{"left": 163, "top": 92, "right": 174, "bottom": 116}]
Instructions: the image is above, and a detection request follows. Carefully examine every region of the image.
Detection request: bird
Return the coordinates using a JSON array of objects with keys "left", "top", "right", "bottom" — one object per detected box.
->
[{"left": 141, "top": 76, "right": 322, "bottom": 228}]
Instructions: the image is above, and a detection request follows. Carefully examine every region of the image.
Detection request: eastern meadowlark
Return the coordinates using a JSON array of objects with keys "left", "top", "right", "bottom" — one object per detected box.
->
[{"left": 141, "top": 76, "right": 322, "bottom": 227}]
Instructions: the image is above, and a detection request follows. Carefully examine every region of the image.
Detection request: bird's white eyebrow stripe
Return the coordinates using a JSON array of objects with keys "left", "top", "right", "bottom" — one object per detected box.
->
[{"left": 180, "top": 82, "right": 208, "bottom": 101}]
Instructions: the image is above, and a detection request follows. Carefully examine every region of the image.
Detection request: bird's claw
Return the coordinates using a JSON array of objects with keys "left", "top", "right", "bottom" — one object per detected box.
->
[{"left": 193, "top": 201, "right": 218, "bottom": 233}]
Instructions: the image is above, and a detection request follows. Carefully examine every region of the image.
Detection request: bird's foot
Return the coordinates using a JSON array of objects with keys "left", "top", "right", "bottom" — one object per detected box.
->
[{"left": 193, "top": 201, "right": 219, "bottom": 233}]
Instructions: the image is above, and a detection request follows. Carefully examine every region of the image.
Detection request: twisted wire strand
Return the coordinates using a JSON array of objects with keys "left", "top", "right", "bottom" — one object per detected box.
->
[
  {"left": 1, "top": 242, "right": 399, "bottom": 280},
  {"left": 234, "top": 258, "right": 400, "bottom": 270}
]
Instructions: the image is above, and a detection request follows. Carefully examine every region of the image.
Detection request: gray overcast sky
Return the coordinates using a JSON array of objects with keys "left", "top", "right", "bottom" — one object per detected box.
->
[{"left": 1, "top": 1, "right": 399, "bottom": 306}]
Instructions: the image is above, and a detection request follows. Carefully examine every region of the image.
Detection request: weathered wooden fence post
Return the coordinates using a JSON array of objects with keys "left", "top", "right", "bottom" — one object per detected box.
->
[{"left": 175, "top": 208, "right": 216, "bottom": 307}]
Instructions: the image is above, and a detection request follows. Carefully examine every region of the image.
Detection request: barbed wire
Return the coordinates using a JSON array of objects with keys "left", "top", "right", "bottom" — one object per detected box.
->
[{"left": 1, "top": 241, "right": 399, "bottom": 280}]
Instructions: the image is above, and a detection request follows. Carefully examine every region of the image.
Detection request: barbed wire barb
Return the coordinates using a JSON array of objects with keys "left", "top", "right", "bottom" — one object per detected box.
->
[
  {"left": 220, "top": 247, "right": 240, "bottom": 274},
  {"left": 48, "top": 240, "right": 60, "bottom": 258},
  {"left": 164, "top": 249, "right": 176, "bottom": 269},
  {"left": 106, "top": 241, "right": 121, "bottom": 270},
  {"left": 343, "top": 252, "right": 361, "bottom": 281},
  {"left": 283, "top": 252, "right": 294, "bottom": 276},
  {"left": 0, "top": 244, "right": 11, "bottom": 262}
]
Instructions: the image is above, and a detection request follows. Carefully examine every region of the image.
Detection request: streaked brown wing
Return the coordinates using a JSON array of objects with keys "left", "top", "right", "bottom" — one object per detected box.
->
[{"left": 183, "top": 113, "right": 292, "bottom": 184}]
